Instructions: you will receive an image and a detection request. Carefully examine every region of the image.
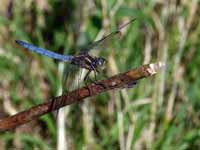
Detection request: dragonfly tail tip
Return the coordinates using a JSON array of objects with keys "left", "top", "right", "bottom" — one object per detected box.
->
[
  {"left": 15, "top": 40, "right": 20, "bottom": 44},
  {"left": 15, "top": 40, "right": 24, "bottom": 46}
]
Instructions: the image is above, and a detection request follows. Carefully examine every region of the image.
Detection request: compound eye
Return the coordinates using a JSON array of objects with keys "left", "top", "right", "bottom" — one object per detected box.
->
[
  {"left": 98, "top": 61, "right": 102, "bottom": 66},
  {"left": 98, "top": 58, "right": 105, "bottom": 66}
]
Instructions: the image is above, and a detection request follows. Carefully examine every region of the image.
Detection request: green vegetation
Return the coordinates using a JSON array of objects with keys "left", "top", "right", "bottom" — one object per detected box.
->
[{"left": 0, "top": 0, "right": 199, "bottom": 149}]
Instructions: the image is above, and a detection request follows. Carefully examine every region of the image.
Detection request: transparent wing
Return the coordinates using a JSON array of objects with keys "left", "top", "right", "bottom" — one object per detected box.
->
[
  {"left": 54, "top": 63, "right": 81, "bottom": 118},
  {"left": 63, "top": 63, "right": 81, "bottom": 92},
  {"left": 83, "top": 31, "right": 121, "bottom": 52},
  {"left": 16, "top": 40, "right": 74, "bottom": 62},
  {"left": 82, "top": 18, "right": 136, "bottom": 52}
]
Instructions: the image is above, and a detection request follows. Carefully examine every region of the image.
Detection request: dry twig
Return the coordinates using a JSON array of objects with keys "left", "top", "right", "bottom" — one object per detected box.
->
[{"left": 0, "top": 62, "right": 164, "bottom": 131}]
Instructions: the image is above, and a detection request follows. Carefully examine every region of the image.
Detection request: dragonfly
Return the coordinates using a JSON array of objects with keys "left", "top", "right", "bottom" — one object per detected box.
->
[{"left": 16, "top": 18, "right": 136, "bottom": 82}]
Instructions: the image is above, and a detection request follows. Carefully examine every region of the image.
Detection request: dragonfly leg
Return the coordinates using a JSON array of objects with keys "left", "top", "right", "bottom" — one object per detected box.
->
[
  {"left": 94, "top": 70, "right": 98, "bottom": 82},
  {"left": 84, "top": 62, "right": 97, "bottom": 81},
  {"left": 125, "top": 80, "right": 138, "bottom": 88},
  {"left": 84, "top": 70, "right": 92, "bottom": 82}
]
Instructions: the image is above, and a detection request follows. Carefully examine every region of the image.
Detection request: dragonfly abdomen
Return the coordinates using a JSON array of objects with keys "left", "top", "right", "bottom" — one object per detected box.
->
[{"left": 16, "top": 40, "right": 74, "bottom": 62}]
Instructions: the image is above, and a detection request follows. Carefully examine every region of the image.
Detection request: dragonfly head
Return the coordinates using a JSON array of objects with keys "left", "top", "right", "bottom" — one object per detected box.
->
[{"left": 96, "top": 57, "right": 106, "bottom": 68}]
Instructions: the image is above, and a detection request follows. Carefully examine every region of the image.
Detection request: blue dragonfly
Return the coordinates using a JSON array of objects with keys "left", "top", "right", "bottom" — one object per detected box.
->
[
  {"left": 16, "top": 19, "right": 136, "bottom": 81},
  {"left": 16, "top": 39, "right": 106, "bottom": 81}
]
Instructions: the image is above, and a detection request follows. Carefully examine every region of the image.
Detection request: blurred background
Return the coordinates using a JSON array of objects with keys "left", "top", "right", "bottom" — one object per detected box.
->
[{"left": 0, "top": 0, "right": 199, "bottom": 149}]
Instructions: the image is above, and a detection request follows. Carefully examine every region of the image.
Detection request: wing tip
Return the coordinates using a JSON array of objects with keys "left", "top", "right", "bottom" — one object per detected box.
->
[{"left": 118, "top": 18, "right": 137, "bottom": 30}]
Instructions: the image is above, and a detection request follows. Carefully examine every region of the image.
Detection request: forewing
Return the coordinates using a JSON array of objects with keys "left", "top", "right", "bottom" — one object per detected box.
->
[
  {"left": 83, "top": 30, "right": 122, "bottom": 52},
  {"left": 54, "top": 63, "right": 81, "bottom": 118},
  {"left": 82, "top": 18, "right": 136, "bottom": 52}
]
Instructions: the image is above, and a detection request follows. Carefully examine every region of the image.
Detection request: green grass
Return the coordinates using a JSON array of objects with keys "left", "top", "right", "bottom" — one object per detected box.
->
[{"left": 0, "top": 0, "right": 199, "bottom": 149}]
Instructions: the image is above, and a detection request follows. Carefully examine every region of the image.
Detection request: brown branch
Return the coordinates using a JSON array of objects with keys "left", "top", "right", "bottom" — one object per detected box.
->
[{"left": 0, "top": 62, "right": 164, "bottom": 131}]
